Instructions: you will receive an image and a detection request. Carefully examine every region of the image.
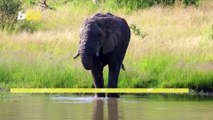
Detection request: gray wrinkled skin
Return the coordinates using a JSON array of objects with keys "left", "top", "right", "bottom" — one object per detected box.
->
[{"left": 75, "top": 13, "right": 131, "bottom": 98}]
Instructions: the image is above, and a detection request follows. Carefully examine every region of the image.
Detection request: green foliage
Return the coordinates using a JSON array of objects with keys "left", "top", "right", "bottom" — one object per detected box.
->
[
  {"left": 0, "top": 0, "right": 212, "bottom": 91},
  {"left": 0, "top": 0, "right": 201, "bottom": 32},
  {"left": 1, "top": 52, "right": 213, "bottom": 90},
  {"left": 97, "top": 0, "right": 199, "bottom": 11},
  {"left": 211, "top": 25, "right": 213, "bottom": 40},
  {"left": 0, "top": 58, "right": 93, "bottom": 89},
  {"left": 130, "top": 24, "right": 147, "bottom": 39},
  {"left": 0, "top": 0, "right": 22, "bottom": 31},
  {"left": 15, "top": 20, "right": 43, "bottom": 33},
  {"left": 182, "top": 0, "right": 200, "bottom": 6}
]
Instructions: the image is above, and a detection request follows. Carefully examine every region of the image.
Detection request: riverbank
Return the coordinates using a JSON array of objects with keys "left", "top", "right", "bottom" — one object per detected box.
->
[{"left": 0, "top": 1, "right": 213, "bottom": 91}]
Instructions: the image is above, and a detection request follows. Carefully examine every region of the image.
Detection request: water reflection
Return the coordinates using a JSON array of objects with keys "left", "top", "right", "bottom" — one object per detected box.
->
[
  {"left": 93, "top": 99, "right": 104, "bottom": 120},
  {"left": 93, "top": 98, "right": 119, "bottom": 120},
  {"left": 107, "top": 99, "right": 119, "bottom": 120},
  {"left": 0, "top": 95, "right": 213, "bottom": 120}
]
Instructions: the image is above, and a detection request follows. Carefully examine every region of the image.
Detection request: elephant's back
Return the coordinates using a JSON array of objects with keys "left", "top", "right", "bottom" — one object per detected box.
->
[
  {"left": 92, "top": 13, "right": 131, "bottom": 46},
  {"left": 95, "top": 14, "right": 130, "bottom": 37}
]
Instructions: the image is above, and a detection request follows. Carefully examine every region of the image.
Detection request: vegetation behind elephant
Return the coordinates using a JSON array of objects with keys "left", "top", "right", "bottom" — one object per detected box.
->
[{"left": 74, "top": 12, "right": 131, "bottom": 98}]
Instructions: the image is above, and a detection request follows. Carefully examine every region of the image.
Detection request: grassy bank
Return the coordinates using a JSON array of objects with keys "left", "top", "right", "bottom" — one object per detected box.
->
[{"left": 0, "top": 1, "right": 213, "bottom": 91}]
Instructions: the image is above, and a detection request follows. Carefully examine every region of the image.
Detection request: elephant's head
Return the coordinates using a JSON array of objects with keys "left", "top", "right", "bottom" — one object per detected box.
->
[{"left": 74, "top": 14, "right": 121, "bottom": 70}]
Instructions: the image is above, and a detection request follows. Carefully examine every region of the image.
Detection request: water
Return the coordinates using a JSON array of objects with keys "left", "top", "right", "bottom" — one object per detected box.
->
[{"left": 0, "top": 95, "right": 213, "bottom": 120}]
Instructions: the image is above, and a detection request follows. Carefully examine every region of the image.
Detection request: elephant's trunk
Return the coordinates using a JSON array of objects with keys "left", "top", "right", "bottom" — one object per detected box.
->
[
  {"left": 81, "top": 55, "right": 93, "bottom": 70},
  {"left": 80, "top": 41, "right": 95, "bottom": 70}
]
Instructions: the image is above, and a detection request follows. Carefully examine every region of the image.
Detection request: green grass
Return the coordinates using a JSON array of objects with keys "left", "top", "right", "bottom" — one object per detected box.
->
[
  {"left": 0, "top": 0, "right": 213, "bottom": 91},
  {"left": 0, "top": 54, "right": 93, "bottom": 88}
]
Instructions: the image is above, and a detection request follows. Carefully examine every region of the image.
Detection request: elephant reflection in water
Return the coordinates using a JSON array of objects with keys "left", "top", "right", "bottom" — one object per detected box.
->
[{"left": 93, "top": 99, "right": 119, "bottom": 120}]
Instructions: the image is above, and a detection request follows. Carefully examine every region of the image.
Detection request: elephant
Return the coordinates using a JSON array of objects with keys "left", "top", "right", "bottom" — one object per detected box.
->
[{"left": 74, "top": 12, "right": 131, "bottom": 98}]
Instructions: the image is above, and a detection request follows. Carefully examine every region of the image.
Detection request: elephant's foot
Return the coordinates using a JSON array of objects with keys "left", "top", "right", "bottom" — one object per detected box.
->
[
  {"left": 107, "top": 93, "right": 120, "bottom": 98},
  {"left": 95, "top": 93, "right": 106, "bottom": 98}
]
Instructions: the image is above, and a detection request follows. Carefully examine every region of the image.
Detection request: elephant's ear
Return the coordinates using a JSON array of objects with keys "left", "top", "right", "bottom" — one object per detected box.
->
[{"left": 102, "top": 27, "right": 120, "bottom": 54}]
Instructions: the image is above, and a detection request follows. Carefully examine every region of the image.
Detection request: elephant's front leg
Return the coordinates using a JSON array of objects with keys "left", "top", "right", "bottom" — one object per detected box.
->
[
  {"left": 107, "top": 64, "right": 121, "bottom": 98},
  {"left": 91, "top": 61, "right": 105, "bottom": 97}
]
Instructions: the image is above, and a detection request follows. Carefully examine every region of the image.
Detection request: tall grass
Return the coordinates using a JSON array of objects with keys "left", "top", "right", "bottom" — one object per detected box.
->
[{"left": 0, "top": 1, "right": 213, "bottom": 91}]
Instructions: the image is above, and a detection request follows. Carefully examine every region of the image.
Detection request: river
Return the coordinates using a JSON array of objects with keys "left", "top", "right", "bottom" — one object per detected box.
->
[{"left": 0, "top": 95, "right": 212, "bottom": 120}]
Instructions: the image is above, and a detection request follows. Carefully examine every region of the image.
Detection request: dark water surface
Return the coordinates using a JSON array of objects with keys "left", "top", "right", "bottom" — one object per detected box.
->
[{"left": 0, "top": 95, "right": 213, "bottom": 120}]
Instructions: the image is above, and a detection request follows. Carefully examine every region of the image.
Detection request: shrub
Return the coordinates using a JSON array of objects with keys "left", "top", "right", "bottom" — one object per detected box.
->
[
  {"left": 15, "top": 20, "right": 43, "bottom": 33},
  {"left": 130, "top": 24, "right": 147, "bottom": 39},
  {"left": 211, "top": 25, "right": 213, "bottom": 40},
  {"left": 0, "top": 0, "right": 22, "bottom": 31},
  {"left": 182, "top": 0, "right": 200, "bottom": 6},
  {"left": 103, "top": 0, "right": 199, "bottom": 11}
]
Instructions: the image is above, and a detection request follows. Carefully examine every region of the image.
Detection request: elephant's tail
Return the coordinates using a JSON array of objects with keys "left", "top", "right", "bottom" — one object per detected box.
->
[{"left": 121, "top": 63, "right": 125, "bottom": 71}]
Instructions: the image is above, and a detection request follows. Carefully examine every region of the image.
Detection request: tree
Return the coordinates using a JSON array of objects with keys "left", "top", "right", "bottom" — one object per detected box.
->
[{"left": 0, "top": 0, "right": 22, "bottom": 31}]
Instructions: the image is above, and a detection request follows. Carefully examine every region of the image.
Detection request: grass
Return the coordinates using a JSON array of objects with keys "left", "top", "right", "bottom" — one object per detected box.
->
[{"left": 0, "top": 1, "right": 213, "bottom": 91}]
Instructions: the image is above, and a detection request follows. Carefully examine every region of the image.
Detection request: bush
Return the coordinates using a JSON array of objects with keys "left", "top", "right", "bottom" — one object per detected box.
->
[
  {"left": 15, "top": 20, "right": 43, "bottom": 33},
  {"left": 93, "top": 0, "right": 200, "bottom": 12},
  {"left": 130, "top": 24, "right": 147, "bottom": 39},
  {"left": 211, "top": 25, "right": 213, "bottom": 40},
  {"left": 0, "top": 0, "right": 22, "bottom": 31},
  {"left": 182, "top": 0, "right": 200, "bottom": 6}
]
